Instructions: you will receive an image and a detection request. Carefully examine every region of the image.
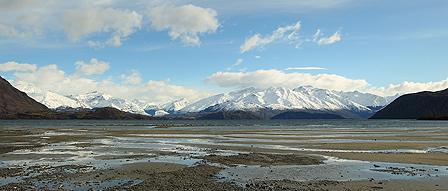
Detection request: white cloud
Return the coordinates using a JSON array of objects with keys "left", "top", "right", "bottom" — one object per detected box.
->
[
  {"left": 0, "top": 24, "right": 27, "bottom": 38},
  {"left": 190, "top": 0, "right": 353, "bottom": 13},
  {"left": 226, "top": 58, "right": 244, "bottom": 71},
  {"left": 240, "top": 21, "right": 301, "bottom": 53},
  {"left": 234, "top": 59, "right": 243, "bottom": 66},
  {"left": 14, "top": 64, "right": 69, "bottom": 91},
  {"left": 313, "top": 29, "right": 342, "bottom": 45},
  {"left": 6, "top": 61, "right": 209, "bottom": 104},
  {"left": 0, "top": 1, "right": 145, "bottom": 46},
  {"left": 285, "top": 67, "right": 327, "bottom": 70},
  {"left": 206, "top": 69, "right": 448, "bottom": 96},
  {"left": 140, "top": 80, "right": 209, "bottom": 104},
  {"left": 0, "top": 61, "right": 37, "bottom": 72},
  {"left": 368, "top": 80, "right": 448, "bottom": 96},
  {"left": 206, "top": 69, "right": 368, "bottom": 91},
  {"left": 0, "top": 0, "right": 60, "bottom": 39},
  {"left": 121, "top": 71, "right": 142, "bottom": 85},
  {"left": 63, "top": 8, "right": 143, "bottom": 47},
  {"left": 148, "top": 4, "right": 220, "bottom": 46},
  {"left": 75, "top": 58, "right": 110, "bottom": 75}
]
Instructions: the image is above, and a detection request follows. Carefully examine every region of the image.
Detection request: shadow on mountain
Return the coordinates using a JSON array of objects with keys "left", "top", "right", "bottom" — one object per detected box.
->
[{"left": 371, "top": 88, "right": 448, "bottom": 120}]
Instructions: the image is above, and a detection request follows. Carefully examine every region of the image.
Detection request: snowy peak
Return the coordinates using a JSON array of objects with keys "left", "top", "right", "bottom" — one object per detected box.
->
[
  {"left": 13, "top": 81, "right": 86, "bottom": 109},
  {"left": 69, "top": 92, "right": 148, "bottom": 115},
  {"left": 13, "top": 81, "right": 397, "bottom": 118},
  {"left": 336, "top": 91, "right": 398, "bottom": 107},
  {"left": 182, "top": 86, "right": 395, "bottom": 113},
  {"left": 162, "top": 98, "right": 190, "bottom": 113},
  {"left": 14, "top": 83, "right": 150, "bottom": 116}
]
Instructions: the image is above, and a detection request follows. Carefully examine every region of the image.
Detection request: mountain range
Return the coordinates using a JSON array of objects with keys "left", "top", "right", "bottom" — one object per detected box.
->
[
  {"left": 0, "top": 77, "right": 152, "bottom": 120},
  {"left": 13, "top": 81, "right": 398, "bottom": 119}
]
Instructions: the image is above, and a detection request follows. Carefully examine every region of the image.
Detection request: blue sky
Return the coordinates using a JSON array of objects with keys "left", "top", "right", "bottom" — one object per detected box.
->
[{"left": 0, "top": 0, "right": 447, "bottom": 103}]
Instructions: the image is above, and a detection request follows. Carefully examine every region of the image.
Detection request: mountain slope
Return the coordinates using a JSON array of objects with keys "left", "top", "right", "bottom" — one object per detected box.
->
[
  {"left": 371, "top": 89, "right": 448, "bottom": 119},
  {"left": 68, "top": 92, "right": 149, "bottom": 115},
  {"left": 14, "top": 83, "right": 150, "bottom": 115},
  {"left": 0, "top": 76, "right": 49, "bottom": 114},
  {"left": 14, "top": 81, "right": 86, "bottom": 109},
  {"left": 182, "top": 87, "right": 385, "bottom": 113},
  {"left": 2, "top": 107, "right": 152, "bottom": 120},
  {"left": 335, "top": 91, "right": 398, "bottom": 107},
  {"left": 161, "top": 98, "right": 189, "bottom": 113},
  {"left": 180, "top": 86, "right": 397, "bottom": 119}
]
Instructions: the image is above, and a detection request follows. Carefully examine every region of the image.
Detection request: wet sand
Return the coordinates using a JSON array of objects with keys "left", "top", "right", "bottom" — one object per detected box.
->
[
  {"left": 1, "top": 122, "right": 448, "bottom": 190},
  {"left": 202, "top": 153, "right": 324, "bottom": 166}
]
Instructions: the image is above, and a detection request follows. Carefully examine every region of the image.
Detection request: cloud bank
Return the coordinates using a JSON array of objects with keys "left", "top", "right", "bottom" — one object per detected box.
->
[
  {"left": 206, "top": 69, "right": 448, "bottom": 96},
  {"left": 285, "top": 67, "right": 327, "bottom": 70},
  {"left": 0, "top": 61, "right": 37, "bottom": 72},
  {"left": 1, "top": 60, "right": 209, "bottom": 104}
]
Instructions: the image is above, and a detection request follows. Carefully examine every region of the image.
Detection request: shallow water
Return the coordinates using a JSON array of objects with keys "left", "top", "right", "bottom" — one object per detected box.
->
[
  {"left": 2, "top": 119, "right": 448, "bottom": 130},
  {"left": 217, "top": 156, "right": 448, "bottom": 186}
]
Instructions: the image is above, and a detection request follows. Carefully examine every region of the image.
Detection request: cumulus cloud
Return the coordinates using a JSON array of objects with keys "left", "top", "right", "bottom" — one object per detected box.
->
[
  {"left": 121, "top": 71, "right": 142, "bottom": 85},
  {"left": 75, "top": 58, "right": 110, "bottom": 75},
  {"left": 206, "top": 69, "right": 448, "bottom": 96},
  {"left": 0, "top": 61, "right": 37, "bottom": 72},
  {"left": 0, "top": 1, "right": 145, "bottom": 47},
  {"left": 63, "top": 8, "right": 143, "bottom": 47},
  {"left": 3, "top": 61, "right": 208, "bottom": 104},
  {"left": 148, "top": 4, "right": 220, "bottom": 46},
  {"left": 240, "top": 21, "right": 301, "bottom": 53},
  {"left": 285, "top": 67, "right": 327, "bottom": 70},
  {"left": 313, "top": 29, "right": 342, "bottom": 45}
]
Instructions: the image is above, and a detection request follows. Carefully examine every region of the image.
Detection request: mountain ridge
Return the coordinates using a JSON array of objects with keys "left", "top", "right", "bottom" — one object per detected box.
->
[
  {"left": 0, "top": 76, "right": 49, "bottom": 115},
  {"left": 371, "top": 88, "right": 448, "bottom": 119},
  {"left": 12, "top": 80, "right": 398, "bottom": 119}
]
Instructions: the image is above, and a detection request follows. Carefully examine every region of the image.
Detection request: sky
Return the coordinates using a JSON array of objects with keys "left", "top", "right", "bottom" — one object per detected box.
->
[{"left": 0, "top": 0, "right": 448, "bottom": 104}]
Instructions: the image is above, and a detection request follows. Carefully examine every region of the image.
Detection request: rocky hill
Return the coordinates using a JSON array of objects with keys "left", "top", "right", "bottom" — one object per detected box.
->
[
  {"left": 0, "top": 76, "right": 49, "bottom": 115},
  {"left": 371, "top": 89, "right": 448, "bottom": 119}
]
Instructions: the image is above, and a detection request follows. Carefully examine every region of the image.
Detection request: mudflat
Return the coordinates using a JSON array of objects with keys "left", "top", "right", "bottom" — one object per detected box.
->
[{"left": 0, "top": 120, "right": 447, "bottom": 190}]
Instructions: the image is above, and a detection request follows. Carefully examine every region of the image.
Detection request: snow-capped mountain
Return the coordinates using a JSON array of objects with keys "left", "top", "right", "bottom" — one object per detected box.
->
[
  {"left": 14, "top": 82, "right": 150, "bottom": 116},
  {"left": 142, "top": 98, "right": 190, "bottom": 117},
  {"left": 161, "top": 98, "right": 190, "bottom": 113},
  {"left": 13, "top": 81, "right": 87, "bottom": 109},
  {"left": 336, "top": 91, "right": 398, "bottom": 107},
  {"left": 182, "top": 86, "right": 396, "bottom": 114},
  {"left": 69, "top": 92, "right": 148, "bottom": 115},
  {"left": 13, "top": 81, "right": 398, "bottom": 118},
  {"left": 143, "top": 104, "right": 169, "bottom": 117}
]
